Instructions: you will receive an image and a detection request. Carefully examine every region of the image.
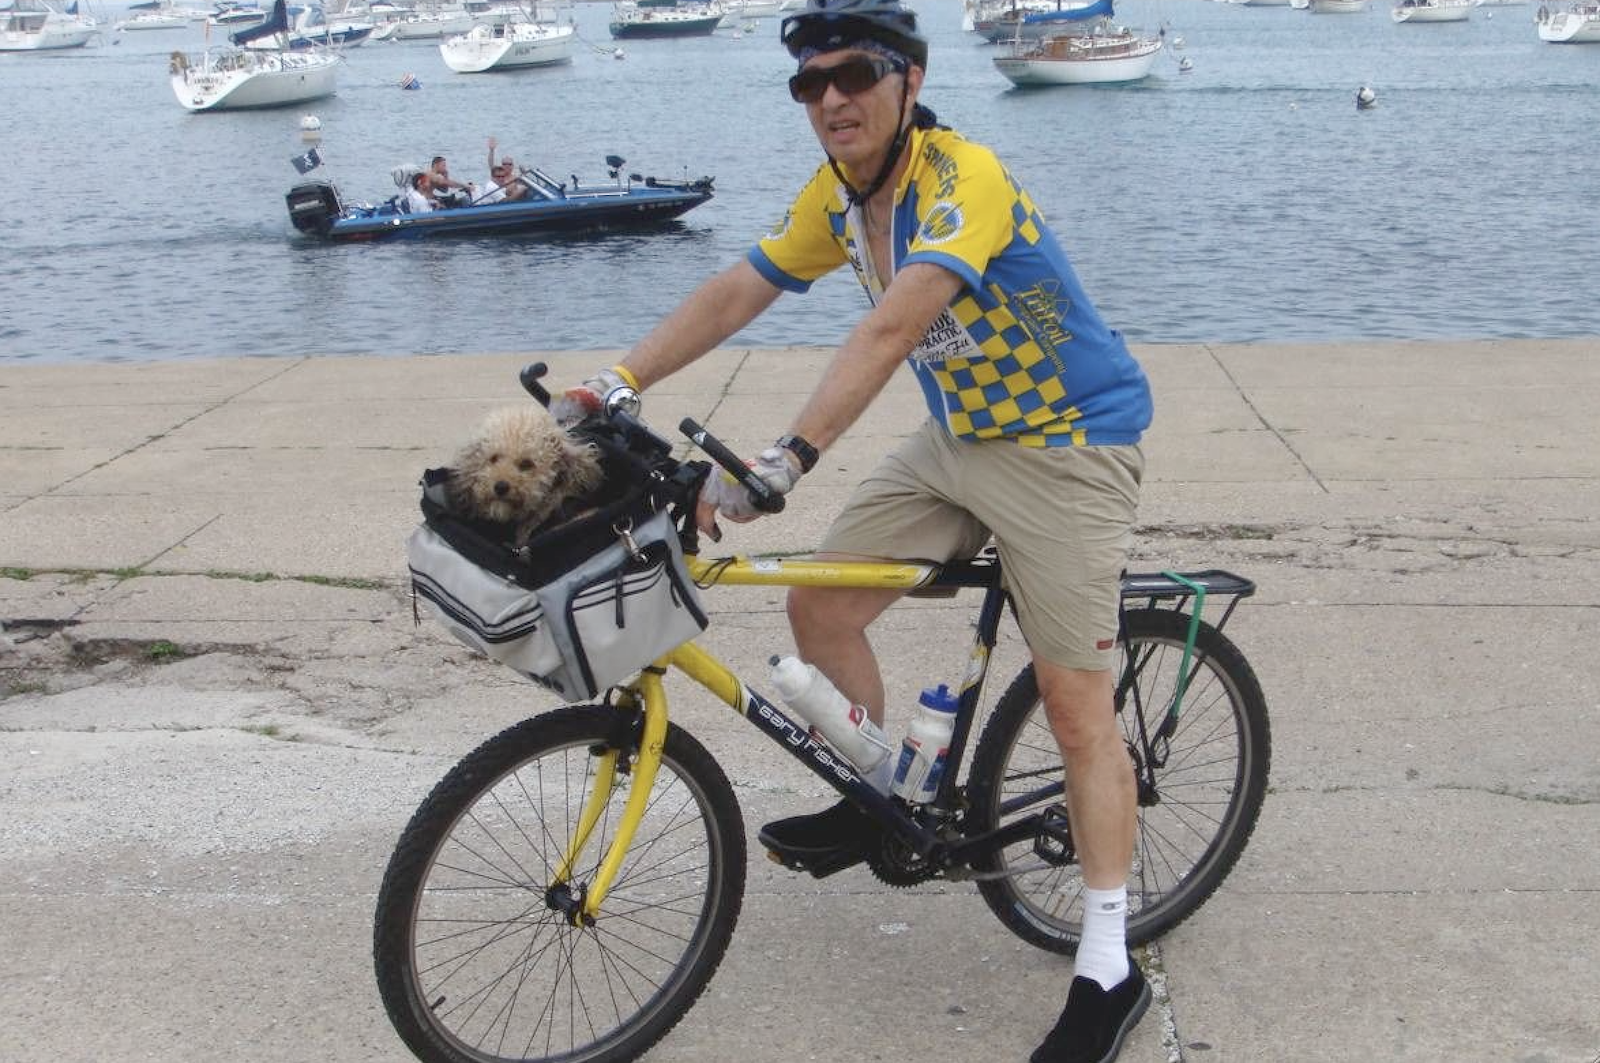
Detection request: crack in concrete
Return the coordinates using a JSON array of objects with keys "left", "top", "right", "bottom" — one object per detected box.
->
[{"left": 1203, "top": 343, "right": 1328, "bottom": 494}]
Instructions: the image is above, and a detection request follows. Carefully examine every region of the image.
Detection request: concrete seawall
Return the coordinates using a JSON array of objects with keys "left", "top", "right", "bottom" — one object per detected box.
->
[{"left": 2, "top": 339, "right": 1597, "bottom": 1062}]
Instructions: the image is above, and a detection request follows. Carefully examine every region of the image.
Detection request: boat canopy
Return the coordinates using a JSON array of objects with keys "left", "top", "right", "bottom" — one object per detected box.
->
[
  {"left": 231, "top": 0, "right": 288, "bottom": 44},
  {"left": 1022, "top": 0, "right": 1114, "bottom": 24}
]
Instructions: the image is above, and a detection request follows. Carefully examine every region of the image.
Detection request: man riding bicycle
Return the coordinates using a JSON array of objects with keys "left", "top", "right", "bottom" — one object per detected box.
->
[{"left": 556, "top": 2, "right": 1153, "bottom": 1060}]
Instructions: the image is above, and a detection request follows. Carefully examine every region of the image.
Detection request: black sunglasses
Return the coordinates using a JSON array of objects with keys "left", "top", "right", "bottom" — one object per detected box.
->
[{"left": 788, "top": 54, "right": 905, "bottom": 104}]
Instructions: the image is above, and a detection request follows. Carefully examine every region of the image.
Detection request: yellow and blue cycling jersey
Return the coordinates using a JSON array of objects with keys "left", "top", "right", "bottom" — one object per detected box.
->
[{"left": 748, "top": 125, "right": 1152, "bottom": 447}]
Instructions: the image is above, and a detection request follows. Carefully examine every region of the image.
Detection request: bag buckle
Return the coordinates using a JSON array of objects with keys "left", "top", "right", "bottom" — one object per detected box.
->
[{"left": 615, "top": 519, "right": 644, "bottom": 562}]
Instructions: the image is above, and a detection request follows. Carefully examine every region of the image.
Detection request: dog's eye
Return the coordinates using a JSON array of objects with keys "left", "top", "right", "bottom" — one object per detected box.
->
[
  {"left": 517, "top": 459, "right": 534, "bottom": 471},
  {"left": 488, "top": 453, "right": 502, "bottom": 464}
]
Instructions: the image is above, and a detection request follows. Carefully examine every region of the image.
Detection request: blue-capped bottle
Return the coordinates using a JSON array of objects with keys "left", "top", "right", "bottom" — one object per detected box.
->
[{"left": 891, "top": 684, "right": 959, "bottom": 805}]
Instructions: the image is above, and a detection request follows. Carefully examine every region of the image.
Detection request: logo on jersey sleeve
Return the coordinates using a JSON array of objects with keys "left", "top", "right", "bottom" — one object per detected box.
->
[{"left": 917, "top": 201, "right": 963, "bottom": 246}]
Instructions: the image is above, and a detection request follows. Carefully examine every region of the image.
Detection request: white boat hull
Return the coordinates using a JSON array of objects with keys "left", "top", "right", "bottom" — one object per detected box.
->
[
  {"left": 1537, "top": 4, "right": 1600, "bottom": 39},
  {"left": 1308, "top": 0, "right": 1368, "bottom": 10},
  {"left": 170, "top": 49, "right": 340, "bottom": 111},
  {"left": 0, "top": 12, "right": 96, "bottom": 49},
  {"left": 723, "top": 0, "right": 783, "bottom": 17},
  {"left": 389, "top": 10, "right": 477, "bottom": 39},
  {"left": 122, "top": 12, "right": 190, "bottom": 29},
  {"left": 439, "top": 21, "right": 573, "bottom": 71},
  {"left": 1392, "top": 0, "right": 1472, "bottom": 19},
  {"left": 1231, "top": 0, "right": 1294, "bottom": 6},
  {"left": 995, "top": 33, "right": 1161, "bottom": 85}
]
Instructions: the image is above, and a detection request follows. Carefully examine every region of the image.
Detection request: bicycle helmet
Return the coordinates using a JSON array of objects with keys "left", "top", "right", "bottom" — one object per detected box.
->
[{"left": 780, "top": 0, "right": 928, "bottom": 69}]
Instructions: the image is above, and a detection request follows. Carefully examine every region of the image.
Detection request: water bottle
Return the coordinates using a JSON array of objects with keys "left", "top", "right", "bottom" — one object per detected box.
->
[
  {"left": 768, "top": 655, "right": 892, "bottom": 772},
  {"left": 891, "top": 684, "right": 959, "bottom": 805}
]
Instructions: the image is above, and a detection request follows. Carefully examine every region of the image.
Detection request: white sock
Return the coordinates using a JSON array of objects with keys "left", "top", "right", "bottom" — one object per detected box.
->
[
  {"left": 1074, "top": 885, "right": 1130, "bottom": 990},
  {"left": 867, "top": 756, "right": 893, "bottom": 795}
]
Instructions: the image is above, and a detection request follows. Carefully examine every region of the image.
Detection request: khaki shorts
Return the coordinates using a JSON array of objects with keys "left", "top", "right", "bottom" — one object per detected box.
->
[{"left": 820, "top": 420, "right": 1144, "bottom": 671}]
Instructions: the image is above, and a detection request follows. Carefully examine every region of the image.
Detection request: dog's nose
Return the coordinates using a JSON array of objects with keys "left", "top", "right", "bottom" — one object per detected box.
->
[{"left": 493, "top": 481, "right": 510, "bottom": 497}]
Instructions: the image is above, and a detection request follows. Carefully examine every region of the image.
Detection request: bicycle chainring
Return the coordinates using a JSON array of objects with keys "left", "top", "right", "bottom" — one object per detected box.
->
[{"left": 866, "top": 832, "right": 941, "bottom": 887}]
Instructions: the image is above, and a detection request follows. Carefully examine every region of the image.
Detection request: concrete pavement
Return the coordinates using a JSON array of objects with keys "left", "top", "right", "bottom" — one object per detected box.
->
[{"left": 2, "top": 339, "right": 1598, "bottom": 1062}]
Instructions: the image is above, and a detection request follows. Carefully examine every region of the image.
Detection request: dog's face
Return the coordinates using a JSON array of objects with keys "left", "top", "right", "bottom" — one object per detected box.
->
[{"left": 448, "top": 407, "right": 576, "bottom": 525}]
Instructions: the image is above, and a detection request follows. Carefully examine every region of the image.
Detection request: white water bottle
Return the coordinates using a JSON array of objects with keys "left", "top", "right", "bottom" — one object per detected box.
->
[
  {"left": 768, "top": 655, "right": 892, "bottom": 772},
  {"left": 891, "top": 684, "right": 959, "bottom": 804}
]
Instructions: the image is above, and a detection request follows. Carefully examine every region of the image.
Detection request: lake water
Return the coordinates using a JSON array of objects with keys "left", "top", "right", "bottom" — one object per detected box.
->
[{"left": 4, "top": 0, "right": 1598, "bottom": 364}]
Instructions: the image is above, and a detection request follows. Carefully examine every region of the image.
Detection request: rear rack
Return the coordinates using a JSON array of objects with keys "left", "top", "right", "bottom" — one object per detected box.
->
[{"left": 1121, "top": 569, "right": 1255, "bottom": 632}]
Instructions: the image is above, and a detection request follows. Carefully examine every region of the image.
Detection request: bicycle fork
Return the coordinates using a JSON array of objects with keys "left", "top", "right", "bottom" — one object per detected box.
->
[{"left": 547, "top": 668, "right": 670, "bottom": 927}]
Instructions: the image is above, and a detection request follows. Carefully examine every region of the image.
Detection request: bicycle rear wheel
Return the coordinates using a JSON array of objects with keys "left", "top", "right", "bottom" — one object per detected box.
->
[
  {"left": 967, "top": 608, "right": 1270, "bottom": 953},
  {"left": 374, "top": 704, "right": 746, "bottom": 1063}
]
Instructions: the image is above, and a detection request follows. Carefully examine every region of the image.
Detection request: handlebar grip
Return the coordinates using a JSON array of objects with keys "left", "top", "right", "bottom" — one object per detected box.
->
[
  {"left": 520, "top": 363, "right": 551, "bottom": 407},
  {"left": 679, "top": 418, "right": 786, "bottom": 514}
]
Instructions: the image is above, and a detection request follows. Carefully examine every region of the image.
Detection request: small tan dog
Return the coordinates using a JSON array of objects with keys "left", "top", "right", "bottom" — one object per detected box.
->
[{"left": 445, "top": 405, "right": 604, "bottom": 544}]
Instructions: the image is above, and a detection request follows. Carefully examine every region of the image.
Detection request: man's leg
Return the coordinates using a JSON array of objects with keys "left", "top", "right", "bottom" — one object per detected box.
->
[
  {"left": 787, "top": 574, "right": 905, "bottom": 727},
  {"left": 755, "top": 578, "right": 905, "bottom": 866},
  {"left": 1036, "top": 659, "right": 1134, "bottom": 975},
  {"left": 1030, "top": 657, "right": 1150, "bottom": 1063}
]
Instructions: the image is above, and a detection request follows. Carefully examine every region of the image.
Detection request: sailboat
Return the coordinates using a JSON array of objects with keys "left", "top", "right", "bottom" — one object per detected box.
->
[
  {"left": 993, "top": 0, "right": 1164, "bottom": 85},
  {"left": 969, "top": 0, "right": 1066, "bottom": 41},
  {"left": 169, "top": 0, "right": 341, "bottom": 112}
]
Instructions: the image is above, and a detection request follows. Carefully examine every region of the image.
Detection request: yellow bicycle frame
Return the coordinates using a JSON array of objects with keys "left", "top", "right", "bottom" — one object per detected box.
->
[{"left": 561, "top": 553, "right": 945, "bottom": 923}]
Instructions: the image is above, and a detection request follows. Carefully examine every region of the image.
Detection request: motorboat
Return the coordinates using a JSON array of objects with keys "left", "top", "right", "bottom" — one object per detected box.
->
[
  {"left": 285, "top": 157, "right": 715, "bottom": 241},
  {"left": 1391, "top": 0, "right": 1472, "bottom": 19},
  {"left": 439, "top": 18, "right": 573, "bottom": 71},
  {"left": 0, "top": 0, "right": 97, "bottom": 50},
  {"left": 1306, "top": 0, "right": 1368, "bottom": 10},
  {"left": 1229, "top": 0, "right": 1294, "bottom": 6},
  {"left": 992, "top": 0, "right": 1163, "bottom": 85},
  {"left": 1536, "top": 0, "right": 1600, "bottom": 39},
  {"left": 208, "top": 2, "right": 268, "bottom": 29},
  {"left": 170, "top": 0, "right": 341, "bottom": 111},
  {"left": 608, "top": 1, "right": 723, "bottom": 37},
  {"left": 240, "top": 2, "right": 373, "bottom": 48}
]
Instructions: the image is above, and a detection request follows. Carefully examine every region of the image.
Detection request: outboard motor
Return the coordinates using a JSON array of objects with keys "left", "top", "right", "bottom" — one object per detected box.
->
[{"left": 286, "top": 180, "right": 344, "bottom": 236}]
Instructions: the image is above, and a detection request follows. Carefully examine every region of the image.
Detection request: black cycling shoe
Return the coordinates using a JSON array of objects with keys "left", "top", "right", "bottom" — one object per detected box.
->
[
  {"left": 758, "top": 799, "right": 880, "bottom": 879},
  {"left": 1030, "top": 960, "right": 1150, "bottom": 1063}
]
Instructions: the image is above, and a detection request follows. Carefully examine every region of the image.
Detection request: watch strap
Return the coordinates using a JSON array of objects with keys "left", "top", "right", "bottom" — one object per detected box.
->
[{"left": 776, "top": 433, "right": 819, "bottom": 474}]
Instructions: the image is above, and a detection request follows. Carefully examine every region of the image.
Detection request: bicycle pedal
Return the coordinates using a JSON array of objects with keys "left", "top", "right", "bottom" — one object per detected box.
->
[
  {"left": 1033, "top": 806, "right": 1077, "bottom": 864},
  {"left": 762, "top": 844, "right": 864, "bottom": 880}
]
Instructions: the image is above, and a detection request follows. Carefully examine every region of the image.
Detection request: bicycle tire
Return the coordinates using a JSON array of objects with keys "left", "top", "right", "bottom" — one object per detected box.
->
[
  {"left": 374, "top": 704, "right": 746, "bottom": 1063},
  {"left": 967, "top": 608, "right": 1270, "bottom": 954}
]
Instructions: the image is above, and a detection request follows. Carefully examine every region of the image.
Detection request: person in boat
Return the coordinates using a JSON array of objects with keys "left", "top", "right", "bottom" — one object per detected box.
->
[
  {"left": 553, "top": 4, "right": 1152, "bottom": 1060},
  {"left": 429, "top": 155, "right": 474, "bottom": 208},
  {"left": 402, "top": 172, "right": 434, "bottom": 214},
  {"left": 476, "top": 157, "right": 529, "bottom": 205},
  {"left": 485, "top": 137, "right": 533, "bottom": 203}
]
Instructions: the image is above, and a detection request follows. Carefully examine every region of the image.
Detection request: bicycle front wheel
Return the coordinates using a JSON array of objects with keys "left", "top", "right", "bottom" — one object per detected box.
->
[
  {"left": 374, "top": 704, "right": 746, "bottom": 1063},
  {"left": 968, "top": 608, "right": 1270, "bottom": 953}
]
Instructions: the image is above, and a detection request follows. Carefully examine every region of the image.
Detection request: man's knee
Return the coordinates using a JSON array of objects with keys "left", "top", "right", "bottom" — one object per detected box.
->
[
  {"left": 1037, "top": 665, "right": 1117, "bottom": 752},
  {"left": 786, "top": 585, "right": 829, "bottom": 635},
  {"left": 787, "top": 585, "right": 896, "bottom": 641}
]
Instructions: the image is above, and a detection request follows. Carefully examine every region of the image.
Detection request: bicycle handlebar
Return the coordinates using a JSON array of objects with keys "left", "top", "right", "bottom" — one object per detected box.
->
[
  {"left": 679, "top": 418, "right": 786, "bottom": 514},
  {"left": 519, "top": 362, "right": 552, "bottom": 407},
  {"left": 519, "top": 362, "right": 783, "bottom": 514}
]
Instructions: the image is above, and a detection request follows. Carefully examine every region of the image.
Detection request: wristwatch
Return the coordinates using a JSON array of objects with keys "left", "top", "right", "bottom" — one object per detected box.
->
[{"left": 776, "top": 433, "right": 819, "bottom": 474}]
